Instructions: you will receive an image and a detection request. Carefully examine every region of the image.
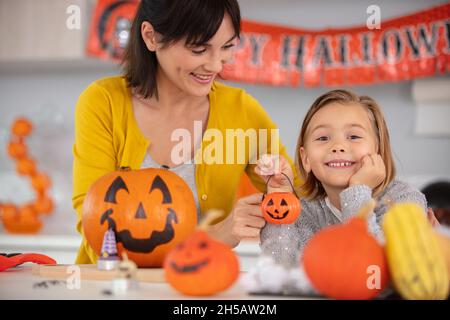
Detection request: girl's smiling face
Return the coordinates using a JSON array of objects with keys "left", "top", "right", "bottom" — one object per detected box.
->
[{"left": 299, "top": 102, "right": 379, "bottom": 191}]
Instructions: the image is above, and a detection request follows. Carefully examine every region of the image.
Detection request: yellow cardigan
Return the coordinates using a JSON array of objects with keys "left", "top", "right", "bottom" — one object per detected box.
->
[{"left": 73, "top": 76, "right": 299, "bottom": 264}]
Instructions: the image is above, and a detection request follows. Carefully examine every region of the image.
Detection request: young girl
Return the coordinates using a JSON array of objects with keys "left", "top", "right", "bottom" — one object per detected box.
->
[{"left": 256, "top": 89, "right": 428, "bottom": 267}]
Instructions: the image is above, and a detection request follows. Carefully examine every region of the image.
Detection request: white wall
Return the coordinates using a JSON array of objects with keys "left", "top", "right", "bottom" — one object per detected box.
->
[{"left": 0, "top": 0, "right": 449, "bottom": 235}]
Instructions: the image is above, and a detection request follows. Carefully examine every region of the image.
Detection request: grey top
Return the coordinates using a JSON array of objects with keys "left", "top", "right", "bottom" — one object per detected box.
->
[
  {"left": 260, "top": 180, "right": 428, "bottom": 267},
  {"left": 141, "top": 152, "right": 201, "bottom": 221}
]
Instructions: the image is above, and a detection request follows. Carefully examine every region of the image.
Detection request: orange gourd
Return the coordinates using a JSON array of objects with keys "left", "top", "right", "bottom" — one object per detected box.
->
[
  {"left": 82, "top": 167, "right": 197, "bottom": 267},
  {"left": 302, "top": 200, "right": 389, "bottom": 300},
  {"left": 164, "top": 210, "right": 240, "bottom": 296}
]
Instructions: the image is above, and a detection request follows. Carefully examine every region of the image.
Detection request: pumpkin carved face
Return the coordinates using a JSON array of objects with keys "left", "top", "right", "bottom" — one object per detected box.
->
[
  {"left": 164, "top": 230, "right": 239, "bottom": 296},
  {"left": 82, "top": 167, "right": 197, "bottom": 267},
  {"left": 261, "top": 192, "right": 301, "bottom": 224}
]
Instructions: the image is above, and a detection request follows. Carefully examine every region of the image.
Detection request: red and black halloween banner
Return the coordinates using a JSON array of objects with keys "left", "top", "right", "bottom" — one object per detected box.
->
[
  {"left": 86, "top": 0, "right": 139, "bottom": 60},
  {"left": 87, "top": 1, "right": 450, "bottom": 87}
]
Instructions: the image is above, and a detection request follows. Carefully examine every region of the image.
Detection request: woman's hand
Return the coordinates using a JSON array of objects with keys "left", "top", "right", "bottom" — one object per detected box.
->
[
  {"left": 349, "top": 154, "right": 386, "bottom": 190},
  {"left": 254, "top": 154, "right": 295, "bottom": 193},
  {"left": 207, "top": 193, "right": 266, "bottom": 248}
]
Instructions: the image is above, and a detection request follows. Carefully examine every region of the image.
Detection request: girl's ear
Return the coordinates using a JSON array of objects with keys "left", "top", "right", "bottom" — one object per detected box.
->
[
  {"left": 299, "top": 147, "right": 311, "bottom": 173},
  {"left": 141, "top": 21, "right": 158, "bottom": 52}
]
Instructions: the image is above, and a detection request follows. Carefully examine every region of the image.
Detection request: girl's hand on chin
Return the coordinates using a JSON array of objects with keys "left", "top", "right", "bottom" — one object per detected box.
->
[{"left": 349, "top": 154, "right": 386, "bottom": 190}]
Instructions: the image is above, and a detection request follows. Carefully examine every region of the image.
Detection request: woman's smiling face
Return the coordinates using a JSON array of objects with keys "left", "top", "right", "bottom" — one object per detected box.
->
[
  {"left": 299, "top": 102, "right": 379, "bottom": 190},
  {"left": 154, "top": 13, "right": 237, "bottom": 97}
]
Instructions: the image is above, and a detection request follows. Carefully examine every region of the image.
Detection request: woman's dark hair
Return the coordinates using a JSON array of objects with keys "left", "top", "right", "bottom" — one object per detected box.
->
[{"left": 122, "top": 0, "right": 241, "bottom": 99}]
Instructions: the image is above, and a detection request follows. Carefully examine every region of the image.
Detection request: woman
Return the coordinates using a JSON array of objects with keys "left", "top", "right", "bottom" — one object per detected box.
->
[{"left": 73, "top": 0, "right": 299, "bottom": 264}]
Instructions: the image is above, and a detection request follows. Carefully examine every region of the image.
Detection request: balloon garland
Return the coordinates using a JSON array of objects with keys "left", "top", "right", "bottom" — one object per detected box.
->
[{"left": 0, "top": 118, "right": 54, "bottom": 233}]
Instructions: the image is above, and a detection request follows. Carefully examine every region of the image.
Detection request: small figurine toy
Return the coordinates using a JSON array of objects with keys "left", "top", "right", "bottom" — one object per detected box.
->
[
  {"left": 111, "top": 252, "right": 139, "bottom": 294},
  {"left": 97, "top": 228, "right": 120, "bottom": 271}
]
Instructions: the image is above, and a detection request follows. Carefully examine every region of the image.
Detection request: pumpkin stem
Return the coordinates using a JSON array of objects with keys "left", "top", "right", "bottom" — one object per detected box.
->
[
  {"left": 357, "top": 199, "right": 376, "bottom": 220},
  {"left": 198, "top": 209, "right": 223, "bottom": 231}
]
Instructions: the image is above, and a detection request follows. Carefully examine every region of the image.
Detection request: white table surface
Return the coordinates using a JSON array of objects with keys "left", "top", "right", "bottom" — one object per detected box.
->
[
  {"left": 0, "top": 265, "right": 313, "bottom": 300},
  {"left": 0, "top": 234, "right": 263, "bottom": 271}
]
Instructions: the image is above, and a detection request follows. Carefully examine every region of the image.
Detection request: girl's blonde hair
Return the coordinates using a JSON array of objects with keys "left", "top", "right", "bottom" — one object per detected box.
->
[{"left": 295, "top": 89, "right": 396, "bottom": 199}]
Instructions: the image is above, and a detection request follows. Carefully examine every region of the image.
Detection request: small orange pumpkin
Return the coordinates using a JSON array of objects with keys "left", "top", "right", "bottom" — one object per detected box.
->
[
  {"left": 302, "top": 200, "right": 389, "bottom": 300},
  {"left": 262, "top": 192, "right": 301, "bottom": 224},
  {"left": 82, "top": 167, "right": 197, "bottom": 267},
  {"left": 11, "top": 118, "right": 33, "bottom": 137},
  {"left": 164, "top": 210, "right": 240, "bottom": 296},
  {"left": 261, "top": 173, "right": 301, "bottom": 224}
]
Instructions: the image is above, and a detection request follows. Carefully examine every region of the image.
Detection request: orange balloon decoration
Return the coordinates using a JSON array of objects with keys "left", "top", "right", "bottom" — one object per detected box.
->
[
  {"left": 7, "top": 140, "right": 27, "bottom": 159},
  {"left": 16, "top": 157, "right": 37, "bottom": 176},
  {"left": 34, "top": 195, "right": 54, "bottom": 215},
  {"left": 0, "top": 117, "right": 54, "bottom": 234},
  {"left": 12, "top": 118, "right": 33, "bottom": 137},
  {"left": 1, "top": 203, "right": 42, "bottom": 234},
  {"left": 31, "top": 173, "right": 52, "bottom": 191}
]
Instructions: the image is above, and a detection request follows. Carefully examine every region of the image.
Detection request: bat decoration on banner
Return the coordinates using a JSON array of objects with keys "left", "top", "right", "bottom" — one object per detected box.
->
[
  {"left": 87, "top": 0, "right": 139, "bottom": 60},
  {"left": 86, "top": 1, "right": 450, "bottom": 87}
]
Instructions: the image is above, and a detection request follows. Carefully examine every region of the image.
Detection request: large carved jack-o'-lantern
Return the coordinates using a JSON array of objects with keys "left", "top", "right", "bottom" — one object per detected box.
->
[
  {"left": 164, "top": 210, "right": 240, "bottom": 296},
  {"left": 82, "top": 167, "right": 197, "bottom": 267},
  {"left": 261, "top": 173, "right": 301, "bottom": 224}
]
